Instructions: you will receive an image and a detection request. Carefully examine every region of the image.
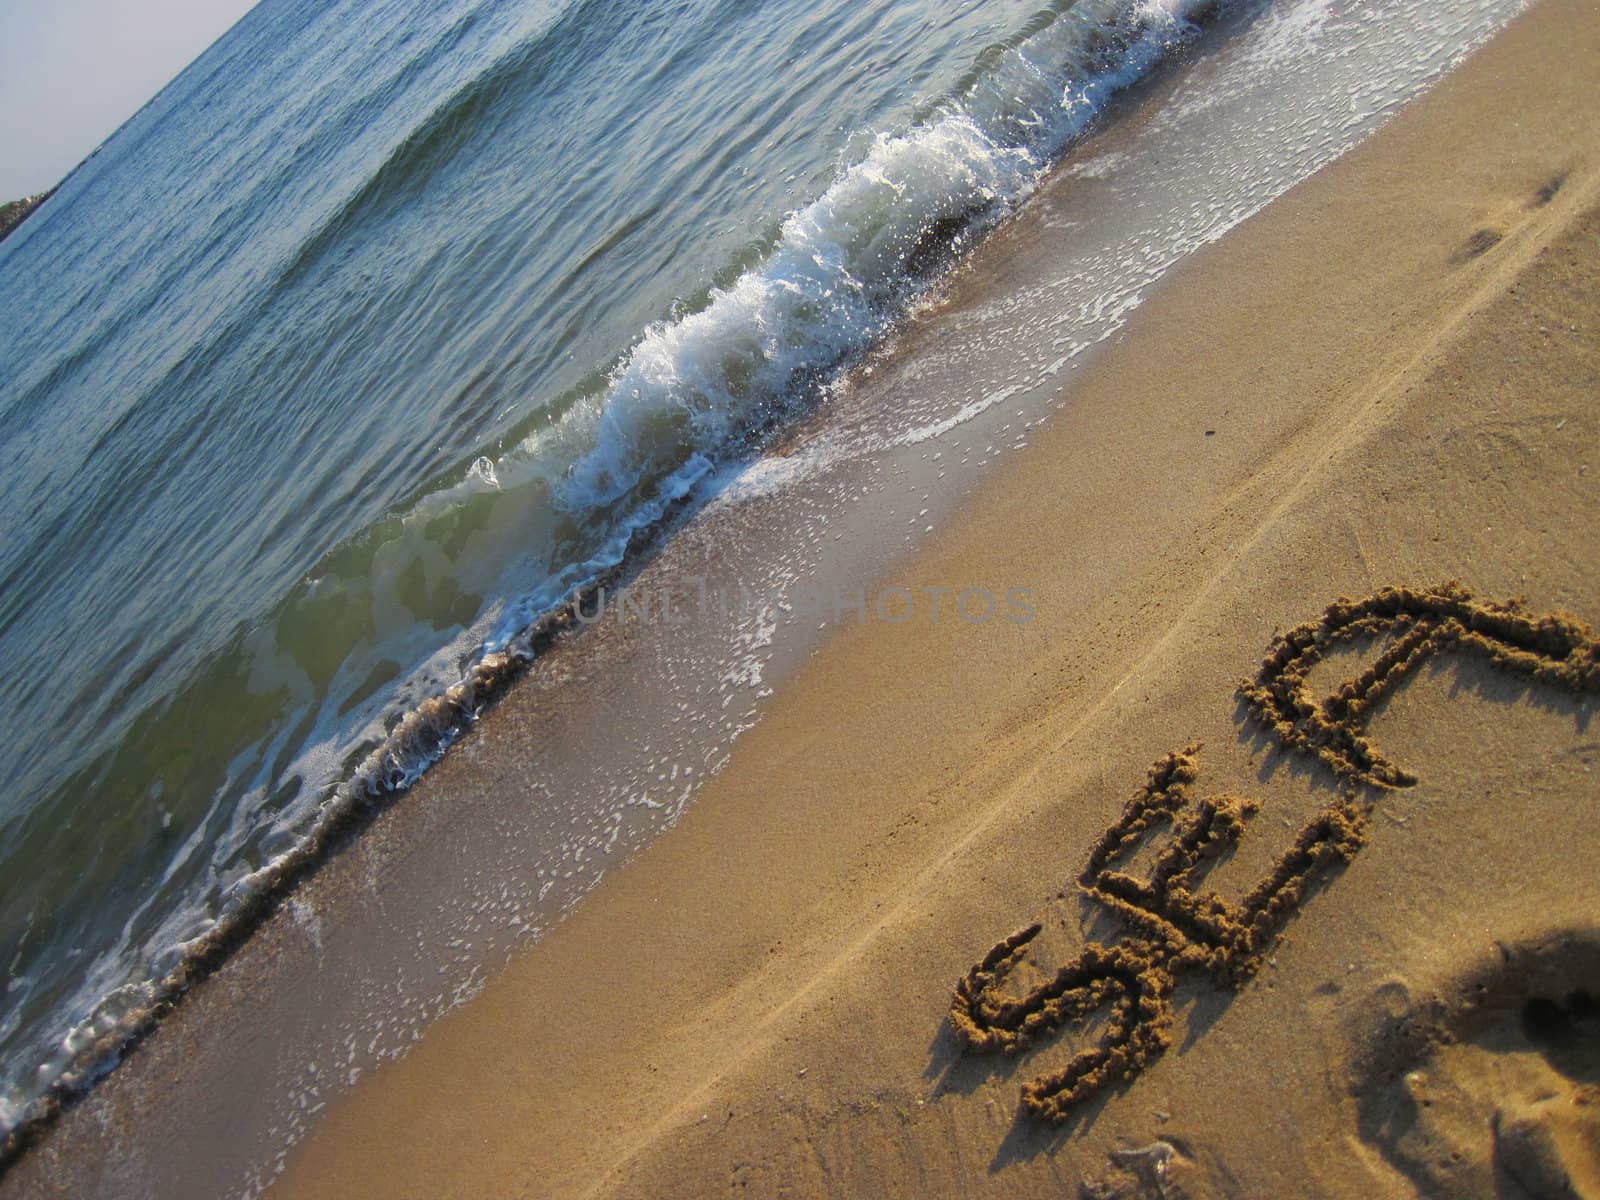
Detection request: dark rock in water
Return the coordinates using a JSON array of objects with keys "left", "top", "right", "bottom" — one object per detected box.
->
[
  {"left": 904, "top": 206, "right": 986, "bottom": 281},
  {"left": 0, "top": 188, "right": 55, "bottom": 244}
]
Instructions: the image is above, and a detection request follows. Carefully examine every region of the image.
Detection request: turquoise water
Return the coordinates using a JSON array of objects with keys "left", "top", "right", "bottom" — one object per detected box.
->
[{"left": 0, "top": 0, "right": 1239, "bottom": 1142}]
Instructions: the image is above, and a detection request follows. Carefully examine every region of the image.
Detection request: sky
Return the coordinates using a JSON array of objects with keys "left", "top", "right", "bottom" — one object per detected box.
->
[{"left": 0, "top": 0, "right": 261, "bottom": 199}]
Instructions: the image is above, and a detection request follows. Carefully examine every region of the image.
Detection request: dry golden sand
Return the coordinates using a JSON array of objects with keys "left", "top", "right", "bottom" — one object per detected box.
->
[{"left": 272, "top": 1, "right": 1600, "bottom": 1196}]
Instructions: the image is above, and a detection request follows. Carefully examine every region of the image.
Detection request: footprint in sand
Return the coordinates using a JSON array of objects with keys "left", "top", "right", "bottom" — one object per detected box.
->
[
  {"left": 1450, "top": 173, "right": 1568, "bottom": 265},
  {"left": 1350, "top": 931, "right": 1600, "bottom": 1200}
]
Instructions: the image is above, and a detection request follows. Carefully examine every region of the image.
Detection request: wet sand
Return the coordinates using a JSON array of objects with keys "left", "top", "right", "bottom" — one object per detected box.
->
[{"left": 246, "top": 0, "right": 1600, "bottom": 1194}]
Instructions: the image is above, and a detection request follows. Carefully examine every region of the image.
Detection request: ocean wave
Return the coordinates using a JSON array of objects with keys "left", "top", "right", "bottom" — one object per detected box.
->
[{"left": 0, "top": 0, "right": 1225, "bottom": 1170}]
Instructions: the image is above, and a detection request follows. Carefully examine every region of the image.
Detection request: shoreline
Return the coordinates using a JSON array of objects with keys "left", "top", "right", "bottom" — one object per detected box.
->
[
  {"left": 265, "top": 0, "right": 1600, "bottom": 1195},
  {"left": 2, "top": 0, "right": 1594, "bottom": 1194},
  {"left": 0, "top": 2, "right": 1275, "bottom": 1163}
]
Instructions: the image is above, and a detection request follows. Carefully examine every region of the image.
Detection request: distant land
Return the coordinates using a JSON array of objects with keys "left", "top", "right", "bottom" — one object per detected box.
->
[{"left": 0, "top": 190, "right": 57, "bottom": 244}]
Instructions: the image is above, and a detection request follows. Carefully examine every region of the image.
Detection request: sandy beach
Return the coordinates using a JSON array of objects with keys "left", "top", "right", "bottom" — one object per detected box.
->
[
  {"left": 33, "top": 0, "right": 1571, "bottom": 1196},
  {"left": 253, "top": 2, "right": 1600, "bottom": 1197},
  {"left": 245, "top": 1, "right": 1600, "bottom": 1196}
]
